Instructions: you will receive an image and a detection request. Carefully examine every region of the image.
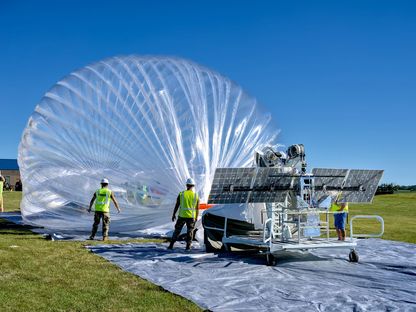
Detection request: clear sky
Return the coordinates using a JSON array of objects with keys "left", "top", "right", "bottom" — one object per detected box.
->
[{"left": 0, "top": 1, "right": 415, "bottom": 184}]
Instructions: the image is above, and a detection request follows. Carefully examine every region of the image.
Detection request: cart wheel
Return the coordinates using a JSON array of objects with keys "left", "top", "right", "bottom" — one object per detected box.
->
[
  {"left": 349, "top": 250, "right": 359, "bottom": 263},
  {"left": 266, "top": 253, "right": 277, "bottom": 266}
]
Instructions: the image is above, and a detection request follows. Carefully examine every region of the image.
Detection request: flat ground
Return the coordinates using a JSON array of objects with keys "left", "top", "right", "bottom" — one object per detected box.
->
[
  {"left": 0, "top": 191, "right": 200, "bottom": 312},
  {"left": 0, "top": 191, "right": 414, "bottom": 311}
]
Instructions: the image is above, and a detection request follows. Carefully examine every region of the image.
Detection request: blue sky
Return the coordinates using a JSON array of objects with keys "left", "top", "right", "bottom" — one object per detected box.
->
[{"left": 0, "top": 1, "right": 415, "bottom": 184}]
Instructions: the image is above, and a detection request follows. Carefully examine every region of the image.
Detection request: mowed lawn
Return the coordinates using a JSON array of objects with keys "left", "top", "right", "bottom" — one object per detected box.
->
[
  {"left": 0, "top": 191, "right": 201, "bottom": 312},
  {"left": 349, "top": 191, "right": 416, "bottom": 243}
]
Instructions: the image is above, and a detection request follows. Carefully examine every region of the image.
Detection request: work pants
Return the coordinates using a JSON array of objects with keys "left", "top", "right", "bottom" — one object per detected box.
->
[
  {"left": 171, "top": 217, "right": 195, "bottom": 245},
  {"left": 91, "top": 211, "right": 110, "bottom": 238}
]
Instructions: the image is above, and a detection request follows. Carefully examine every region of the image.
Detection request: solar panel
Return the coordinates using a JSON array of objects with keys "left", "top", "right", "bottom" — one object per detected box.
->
[
  {"left": 208, "top": 168, "right": 255, "bottom": 204},
  {"left": 208, "top": 167, "right": 299, "bottom": 204},
  {"left": 251, "top": 168, "right": 298, "bottom": 203},
  {"left": 341, "top": 169, "right": 384, "bottom": 203},
  {"left": 312, "top": 168, "right": 383, "bottom": 203},
  {"left": 312, "top": 168, "right": 348, "bottom": 203}
]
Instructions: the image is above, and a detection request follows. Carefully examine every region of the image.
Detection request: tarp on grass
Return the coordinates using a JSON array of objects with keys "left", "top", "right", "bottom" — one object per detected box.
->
[{"left": 87, "top": 239, "right": 416, "bottom": 311}]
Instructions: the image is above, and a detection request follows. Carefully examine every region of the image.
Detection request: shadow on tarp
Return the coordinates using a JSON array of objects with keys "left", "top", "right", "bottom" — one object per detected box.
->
[
  {"left": 0, "top": 212, "right": 40, "bottom": 236},
  {"left": 90, "top": 242, "right": 330, "bottom": 267}
]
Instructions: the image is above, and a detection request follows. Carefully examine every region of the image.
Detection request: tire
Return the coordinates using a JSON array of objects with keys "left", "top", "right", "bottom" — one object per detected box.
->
[
  {"left": 221, "top": 243, "right": 229, "bottom": 252},
  {"left": 349, "top": 250, "right": 359, "bottom": 262}
]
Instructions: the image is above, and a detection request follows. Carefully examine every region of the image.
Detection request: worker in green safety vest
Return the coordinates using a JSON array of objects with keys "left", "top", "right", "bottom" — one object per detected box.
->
[
  {"left": 331, "top": 192, "right": 349, "bottom": 241},
  {"left": 168, "top": 178, "right": 200, "bottom": 250},
  {"left": 87, "top": 178, "right": 120, "bottom": 241},
  {"left": 0, "top": 175, "right": 5, "bottom": 212}
]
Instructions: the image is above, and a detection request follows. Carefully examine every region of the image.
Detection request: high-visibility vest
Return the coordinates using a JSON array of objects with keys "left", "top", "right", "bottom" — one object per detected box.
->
[
  {"left": 178, "top": 190, "right": 199, "bottom": 219},
  {"left": 95, "top": 188, "right": 112, "bottom": 213},
  {"left": 0, "top": 181, "right": 3, "bottom": 196},
  {"left": 330, "top": 202, "right": 349, "bottom": 213}
]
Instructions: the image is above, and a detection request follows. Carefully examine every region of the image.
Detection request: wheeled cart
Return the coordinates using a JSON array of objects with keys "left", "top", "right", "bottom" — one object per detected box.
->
[{"left": 204, "top": 209, "right": 384, "bottom": 265}]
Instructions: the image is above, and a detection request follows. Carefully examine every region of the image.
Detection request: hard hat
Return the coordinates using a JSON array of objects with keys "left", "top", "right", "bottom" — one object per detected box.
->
[
  {"left": 101, "top": 178, "right": 109, "bottom": 184},
  {"left": 185, "top": 178, "right": 195, "bottom": 185}
]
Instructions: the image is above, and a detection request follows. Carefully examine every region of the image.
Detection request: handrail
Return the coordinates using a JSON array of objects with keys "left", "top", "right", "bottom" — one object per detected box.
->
[
  {"left": 203, "top": 225, "right": 225, "bottom": 232},
  {"left": 223, "top": 217, "right": 228, "bottom": 239},
  {"left": 350, "top": 215, "right": 384, "bottom": 238}
]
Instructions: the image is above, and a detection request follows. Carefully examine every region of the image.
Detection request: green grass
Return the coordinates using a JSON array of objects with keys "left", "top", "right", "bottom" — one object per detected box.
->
[
  {"left": 1, "top": 191, "right": 22, "bottom": 212},
  {"left": 0, "top": 192, "right": 201, "bottom": 312},
  {"left": 349, "top": 192, "right": 416, "bottom": 243}
]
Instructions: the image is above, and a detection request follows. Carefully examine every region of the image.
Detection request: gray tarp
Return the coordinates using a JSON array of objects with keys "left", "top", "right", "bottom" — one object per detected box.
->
[{"left": 88, "top": 239, "right": 416, "bottom": 312}]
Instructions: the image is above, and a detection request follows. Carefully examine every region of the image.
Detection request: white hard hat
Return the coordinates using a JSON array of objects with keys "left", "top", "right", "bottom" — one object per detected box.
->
[
  {"left": 185, "top": 178, "right": 195, "bottom": 185},
  {"left": 101, "top": 178, "right": 109, "bottom": 184}
]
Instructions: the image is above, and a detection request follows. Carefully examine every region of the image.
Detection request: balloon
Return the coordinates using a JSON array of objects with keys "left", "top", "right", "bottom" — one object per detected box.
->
[{"left": 18, "top": 55, "right": 278, "bottom": 232}]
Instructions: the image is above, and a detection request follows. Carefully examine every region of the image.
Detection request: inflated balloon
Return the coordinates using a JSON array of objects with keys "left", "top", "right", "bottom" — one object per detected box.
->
[{"left": 18, "top": 55, "right": 278, "bottom": 232}]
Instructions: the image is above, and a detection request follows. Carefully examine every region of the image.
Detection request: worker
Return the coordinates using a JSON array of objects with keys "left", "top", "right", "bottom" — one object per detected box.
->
[
  {"left": 331, "top": 192, "right": 349, "bottom": 241},
  {"left": 87, "top": 178, "right": 120, "bottom": 241},
  {"left": 168, "top": 178, "right": 199, "bottom": 250},
  {"left": 0, "top": 175, "right": 5, "bottom": 212}
]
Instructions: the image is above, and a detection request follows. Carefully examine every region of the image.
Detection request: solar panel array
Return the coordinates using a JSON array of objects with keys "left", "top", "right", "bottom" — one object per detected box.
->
[
  {"left": 208, "top": 167, "right": 299, "bottom": 204},
  {"left": 312, "top": 168, "right": 383, "bottom": 203},
  {"left": 208, "top": 167, "right": 383, "bottom": 204}
]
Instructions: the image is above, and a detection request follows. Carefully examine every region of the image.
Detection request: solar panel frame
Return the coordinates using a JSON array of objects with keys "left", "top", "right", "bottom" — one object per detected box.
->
[
  {"left": 341, "top": 169, "right": 383, "bottom": 203},
  {"left": 251, "top": 168, "right": 298, "bottom": 203},
  {"left": 312, "top": 168, "right": 348, "bottom": 204},
  {"left": 208, "top": 168, "right": 255, "bottom": 204},
  {"left": 208, "top": 167, "right": 299, "bottom": 204},
  {"left": 312, "top": 168, "right": 383, "bottom": 203}
]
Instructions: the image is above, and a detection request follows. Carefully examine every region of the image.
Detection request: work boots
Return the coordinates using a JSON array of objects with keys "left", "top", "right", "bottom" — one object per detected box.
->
[
  {"left": 167, "top": 241, "right": 175, "bottom": 250},
  {"left": 185, "top": 243, "right": 191, "bottom": 251},
  {"left": 102, "top": 236, "right": 109, "bottom": 241}
]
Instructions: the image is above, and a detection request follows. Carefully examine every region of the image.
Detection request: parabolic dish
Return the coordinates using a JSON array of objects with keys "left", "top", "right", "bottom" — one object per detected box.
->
[{"left": 18, "top": 55, "right": 279, "bottom": 232}]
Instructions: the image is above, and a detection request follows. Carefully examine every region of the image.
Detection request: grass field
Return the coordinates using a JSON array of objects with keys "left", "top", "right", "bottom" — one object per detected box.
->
[
  {"left": 348, "top": 192, "right": 416, "bottom": 243},
  {"left": 0, "top": 192, "right": 201, "bottom": 312},
  {"left": 0, "top": 191, "right": 414, "bottom": 311}
]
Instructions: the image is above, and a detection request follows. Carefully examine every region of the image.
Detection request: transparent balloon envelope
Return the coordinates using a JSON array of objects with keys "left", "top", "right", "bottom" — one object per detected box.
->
[{"left": 18, "top": 55, "right": 278, "bottom": 233}]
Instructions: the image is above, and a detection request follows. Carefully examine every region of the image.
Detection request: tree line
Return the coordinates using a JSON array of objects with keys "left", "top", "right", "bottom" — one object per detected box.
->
[{"left": 376, "top": 183, "right": 416, "bottom": 195}]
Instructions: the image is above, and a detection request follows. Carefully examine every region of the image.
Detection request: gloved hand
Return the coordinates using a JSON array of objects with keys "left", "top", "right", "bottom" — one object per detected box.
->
[{"left": 172, "top": 215, "right": 176, "bottom": 222}]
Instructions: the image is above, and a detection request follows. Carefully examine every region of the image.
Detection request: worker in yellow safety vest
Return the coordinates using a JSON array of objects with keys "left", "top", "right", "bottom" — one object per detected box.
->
[
  {"left": 0, "top": 175, "right": 5, "bottom": 212},
  {"left": 87, "top": 178, "right": 120, "bottom": 241},
  {"left": 168, "top": 178, "right": 200, "bottom": 250},
  {"left": 331, "top": 192, "right": 349, "bottom": 241}
]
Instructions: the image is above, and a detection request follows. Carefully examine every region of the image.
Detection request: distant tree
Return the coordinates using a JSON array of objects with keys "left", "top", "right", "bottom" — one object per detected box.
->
[
  {"left": 397, "top": 185, "right": 416, "bottom": 191},
  {"left": 376, "top": 183, "right": 399, "bottom": 195}
]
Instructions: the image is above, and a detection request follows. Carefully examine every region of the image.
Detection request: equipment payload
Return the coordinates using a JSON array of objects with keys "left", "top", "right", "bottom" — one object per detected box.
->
[{"left": 202, "top": 145, "right": 384, "bottom": 265}]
